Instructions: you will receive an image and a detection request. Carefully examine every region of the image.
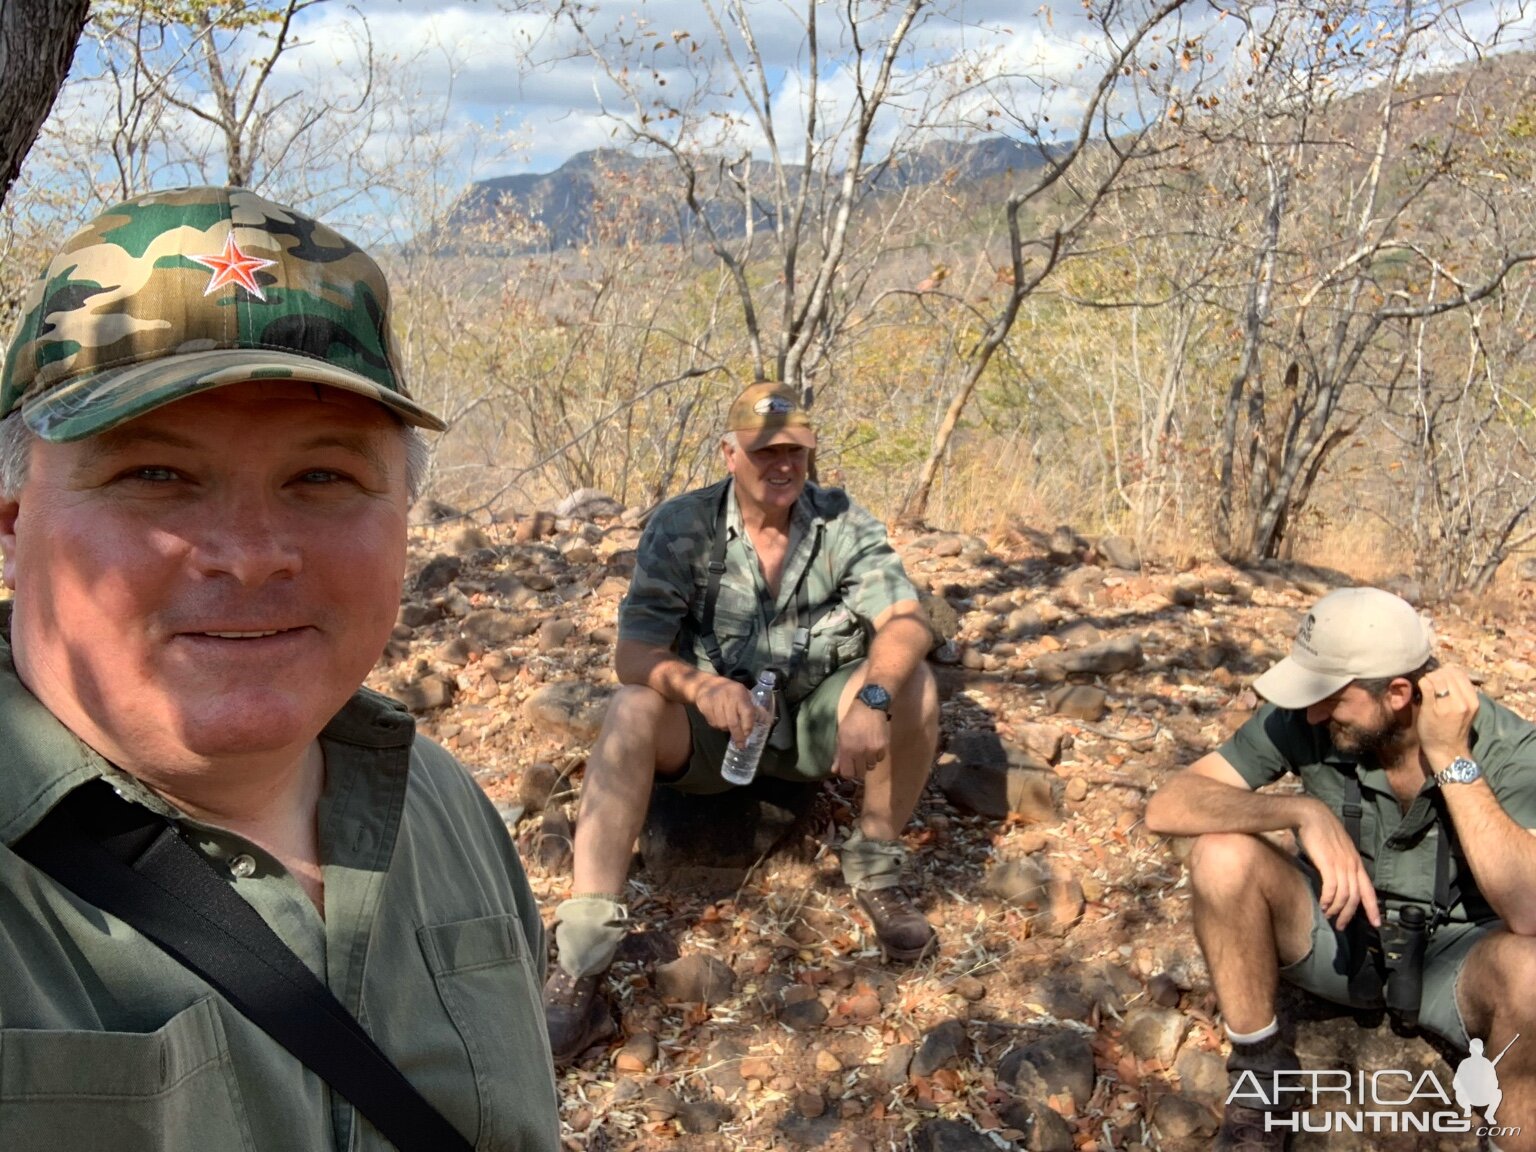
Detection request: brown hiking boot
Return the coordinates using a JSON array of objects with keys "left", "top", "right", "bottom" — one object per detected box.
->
[
  {"left": 1215, "top": 1103, "right": 1292, "bottom": 1151},
  {"left": 855, "top": 886, "right": 938, "bottom": 962},
  {"left": 542, "top": 967, "right": 615, "bottom": 1066}
]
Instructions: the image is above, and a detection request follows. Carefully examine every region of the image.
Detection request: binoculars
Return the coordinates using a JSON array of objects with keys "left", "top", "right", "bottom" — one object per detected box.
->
[{"left": 1378, "top": 905, "right": 1429, "bottom": 1028}]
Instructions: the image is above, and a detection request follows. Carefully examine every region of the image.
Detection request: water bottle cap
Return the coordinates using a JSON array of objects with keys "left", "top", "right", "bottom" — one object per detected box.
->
[{"left": 759, "top": 669, "right": 778, "bottom": 685}]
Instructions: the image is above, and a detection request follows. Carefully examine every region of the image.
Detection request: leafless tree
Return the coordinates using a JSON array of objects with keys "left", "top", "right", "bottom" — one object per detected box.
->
[
  {"left": 900, "top": 0, "right": 1206, "bottom": 523},
  {"left": 1195, "top": 0, "right": 1536, "bottom": 562},
  {"left": 84, "top": 0, "right": 371, "bottom": 193},
  {"left": 547, "top": 0, "right": 965, "bottom": 409}
]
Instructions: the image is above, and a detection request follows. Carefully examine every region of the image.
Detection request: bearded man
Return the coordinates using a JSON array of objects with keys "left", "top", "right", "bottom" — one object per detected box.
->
[{"left": 1146, "top": 587, "right": 1536, "bottom": 1151}]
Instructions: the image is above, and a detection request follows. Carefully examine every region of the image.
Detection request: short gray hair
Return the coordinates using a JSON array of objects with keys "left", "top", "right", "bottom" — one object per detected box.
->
[
  {"left": 0, "top": 412, "right": 28, "bottom": 501},
  {"left": 0, "top": 410, "right": 431, "bottom": 503}
]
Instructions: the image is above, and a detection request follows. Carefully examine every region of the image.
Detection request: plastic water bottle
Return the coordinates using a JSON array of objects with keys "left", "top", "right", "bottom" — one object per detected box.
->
[{"left": 720, "top": 670, "right": 778, "bottom": 786}]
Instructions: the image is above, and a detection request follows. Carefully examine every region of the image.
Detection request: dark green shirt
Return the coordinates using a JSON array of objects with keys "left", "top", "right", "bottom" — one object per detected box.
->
[
  {"left": 1221, "top": 698, "right": 1536, "bottom": 924},
  {"left": 619, "top": 478, "right": 919, "bottom": 703},
  {"left": 0, "top": 608, "right": 559, "bottom": 1152}
]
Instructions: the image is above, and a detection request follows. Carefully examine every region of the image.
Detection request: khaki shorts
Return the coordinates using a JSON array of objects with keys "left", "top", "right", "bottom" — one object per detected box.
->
[
  {"left": 663, "top": 662, "right": 863, "bottom": 795},
  {"left": 1279, "top": 857, "right": 1496, "bottom": 1048}
]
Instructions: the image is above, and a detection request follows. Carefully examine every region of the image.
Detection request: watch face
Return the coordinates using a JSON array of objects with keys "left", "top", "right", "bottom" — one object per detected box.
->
[
  {"left": 859, "top": 684, "right": 892, "bottom": 711},
  {"left": 1439, "top": 758, "right": 1482, "bottom": 785}
]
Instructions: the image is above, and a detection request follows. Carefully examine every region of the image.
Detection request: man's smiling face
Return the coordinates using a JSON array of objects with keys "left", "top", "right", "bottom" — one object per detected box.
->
[
  {"left": 723, "top": 438, "right": 812, "bottom": 516},
  {"left": 0, "top": 380, "right": 410, "bottom": 774}
]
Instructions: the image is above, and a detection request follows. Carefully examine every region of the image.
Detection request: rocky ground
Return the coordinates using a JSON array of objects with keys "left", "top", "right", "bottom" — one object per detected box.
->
[{"left": 373, "top": 493, "right": 1536, "bottom": 1152}]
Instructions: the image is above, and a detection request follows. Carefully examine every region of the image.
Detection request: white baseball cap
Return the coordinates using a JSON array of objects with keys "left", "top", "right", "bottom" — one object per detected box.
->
[{"left": 1252, "top": 587, "right": 1434, "bottom": 709}]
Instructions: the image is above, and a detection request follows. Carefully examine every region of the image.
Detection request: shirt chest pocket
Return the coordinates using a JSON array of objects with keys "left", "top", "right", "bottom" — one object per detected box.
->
[
  {"left": 417, "top": 914, "right": 559, "bottom": 1152},
  {"left": 797, "top": 605, "right": 866, "bottom": 691},
  {"left": 689, "top": 578, "right": 758, "bottom": 668},
  {"left": 0, "top": 997, "right": 256, "bottom": 1152}
]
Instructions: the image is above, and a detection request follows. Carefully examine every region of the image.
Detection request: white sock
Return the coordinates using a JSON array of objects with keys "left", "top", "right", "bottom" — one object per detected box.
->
[{"left": 1226, "top": 1018, "right": 1279, "bottom": 1045}]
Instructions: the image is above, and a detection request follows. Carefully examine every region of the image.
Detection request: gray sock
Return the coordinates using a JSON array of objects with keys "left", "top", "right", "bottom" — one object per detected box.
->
[
  {"left": 840, "top": 827, "right": 907, "bottom": 891},
  {"left": 553, "top": 895, "right": 628, "bottom": 978}
]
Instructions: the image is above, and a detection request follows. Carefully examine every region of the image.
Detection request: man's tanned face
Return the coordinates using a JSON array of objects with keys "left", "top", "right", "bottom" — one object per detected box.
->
[
  {"left": 0, "top": 380, "right": 410, "bottom": 775},
  {"left": 1305, "top": 682, "right": 1412, "bottom": 760}
]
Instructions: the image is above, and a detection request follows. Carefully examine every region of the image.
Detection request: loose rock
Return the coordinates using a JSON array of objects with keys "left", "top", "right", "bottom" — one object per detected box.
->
[
  {"left": 1045, "top": 684, "right": 1108, "bottom": 722},
  {"left": 912, "top": 1017, "right": 968, "bottom": 1076},
  {"left": 998, "top": 1030, "right": 1096, "bottom": 1111},
  {"left": 1123, "top": 1005, "right": 1190, "bottom": 1065},
  {"left": 654, "top": 954, "right": 736, "bottom": 1005},
  {"left": 524, "top": 681, "right": 614, "bottom": 743}
]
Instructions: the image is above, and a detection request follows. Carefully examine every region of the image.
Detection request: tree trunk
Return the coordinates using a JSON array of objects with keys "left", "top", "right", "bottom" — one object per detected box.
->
[{"left": 0, "top": 0, "right": 91, "bottom": 206}]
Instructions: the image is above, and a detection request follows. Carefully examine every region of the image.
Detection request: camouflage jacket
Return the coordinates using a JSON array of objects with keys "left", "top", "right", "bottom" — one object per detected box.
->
[{"left": 619, "top": 479, "right": 919, "bottom": 704}]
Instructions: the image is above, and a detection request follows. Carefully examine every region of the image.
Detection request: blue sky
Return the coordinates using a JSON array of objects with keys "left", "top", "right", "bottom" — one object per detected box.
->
[{"left": 27, "top": 0, "right": 1536, "bottom": 240}]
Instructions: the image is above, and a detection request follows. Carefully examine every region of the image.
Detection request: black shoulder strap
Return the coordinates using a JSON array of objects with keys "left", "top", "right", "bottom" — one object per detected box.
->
[
  {"left": 1341, "top": 773, "right": 1364, "bottom": 852},
  {"left": 1433, "top": 813, "right": 1459, "bottom": 929},
  {"left": 15, "top": 781, "right": 473, "bottom": 1152},
  {"left": 698, "top": 483, "right": 732, "bottom": 675},
  {"left": 1340, "top": 773, "right": 1460, "bottom": 928},
  {"left": 696, "top": 482, "right": 824, "bottom": 682}
]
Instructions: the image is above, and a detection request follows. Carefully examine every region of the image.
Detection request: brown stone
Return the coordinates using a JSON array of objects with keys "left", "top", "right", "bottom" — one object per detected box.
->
[
  {"left": 481, "top": 650, "right": 519, "bottom": 682},
  {"left": 538, "top": 618, "right": 576, "bottom": 651},
  {"left": 395, "top": 674, "right": 455, "bottom": 712},
  {"left": 655, "top": 954, "right": 736, "bottom": 1005},
  {"left": 614, "top": 1032, "right": 657, "bottom": 1073},
  {"left": 535, "top": 808, "right": 573, "bottom": 873},
  {"left": 1047, "top": 876, "right": 1085, "bottom": 935},
  {"left": 1045, "top": 684, "right": 1108, "bottom": 722},
  {"left": 524, "top": 681, "right": 615, "bottom": 743},
  {"left": 1007, "top": 770, "right": 1058, "bottom": 823}
]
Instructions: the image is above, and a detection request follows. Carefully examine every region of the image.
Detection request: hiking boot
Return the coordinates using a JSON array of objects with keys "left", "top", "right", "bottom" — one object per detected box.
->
[
  {"left": 1218, "top": 1028, "right": 1300, "bottom": 1151},
  {"left": 542, "top": 967, "right": 615, "bottom": 1066},
  {"left": 1215, "top": 1103, "right": 1292, "bottom": 1151},
  {"left": 855, "top": 886, "right": 938, "bottom": 962}
]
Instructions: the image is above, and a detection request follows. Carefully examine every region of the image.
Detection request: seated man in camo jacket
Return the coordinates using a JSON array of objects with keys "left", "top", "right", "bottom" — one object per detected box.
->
[{"left": 542, "top": 382, "right": 940, "bottom": 1065}]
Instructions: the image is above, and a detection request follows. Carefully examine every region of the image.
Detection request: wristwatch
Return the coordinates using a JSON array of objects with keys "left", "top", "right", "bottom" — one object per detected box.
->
[
  {"left": 856, "top": 683, "right": 893, "bottom": 717},
  {"left": 1434, "top": 757, "right": 1483, "bottom": 787}
]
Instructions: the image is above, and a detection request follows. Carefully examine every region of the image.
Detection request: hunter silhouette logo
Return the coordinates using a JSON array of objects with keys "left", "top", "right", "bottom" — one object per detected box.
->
[{"left": 1455, "top": 1035, "right": 1518, "bottom": 1125}]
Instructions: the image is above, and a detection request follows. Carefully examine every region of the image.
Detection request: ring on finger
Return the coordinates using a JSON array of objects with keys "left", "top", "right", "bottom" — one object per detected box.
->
[{"left": 1434, "top": 689, "right": 1451, "bottom": 699}]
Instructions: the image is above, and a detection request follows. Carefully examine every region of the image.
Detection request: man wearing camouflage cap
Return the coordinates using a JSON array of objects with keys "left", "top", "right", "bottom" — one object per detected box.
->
[
  {"left": 543, "top": 381, "right": 941, "bottom": 1064},
  {"left": 0, "top": 187, "right": 558, "bottom": 1151},
  {"left": 1147, "top": 588, "right": 1536, "bottom": 1150}
]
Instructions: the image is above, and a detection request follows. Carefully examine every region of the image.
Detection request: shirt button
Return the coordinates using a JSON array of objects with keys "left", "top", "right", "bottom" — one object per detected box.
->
[{"left": 228, "top": 854, "right": 257, "bottom": 879}]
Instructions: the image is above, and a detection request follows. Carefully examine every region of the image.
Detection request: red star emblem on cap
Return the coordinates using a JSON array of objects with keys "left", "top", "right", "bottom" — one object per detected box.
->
[{"left": 188, "top": 233, "right": 277, "bottom": 301}]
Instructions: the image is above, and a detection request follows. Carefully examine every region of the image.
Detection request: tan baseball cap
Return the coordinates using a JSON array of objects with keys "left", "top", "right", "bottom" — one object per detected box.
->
[
  {"left": 725, "top": 382, "right": 815, "bottom": 451},
  {"left": 1252, "top": 587, "right": 1434, "bottom": 709}
]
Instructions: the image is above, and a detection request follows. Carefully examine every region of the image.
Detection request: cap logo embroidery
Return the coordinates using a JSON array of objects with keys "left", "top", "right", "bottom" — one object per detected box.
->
[
  {"left": 188, "top": 234, "right": 277, "bottom": 301},
  {"left": 754, "top": 396, "right": 795, "bottom": 416},
  {"left": 1296, "top": 612, "right": 1317, "bottom": 654}
]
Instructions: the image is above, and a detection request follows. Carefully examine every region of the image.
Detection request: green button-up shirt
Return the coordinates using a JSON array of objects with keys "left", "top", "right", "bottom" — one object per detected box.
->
[
  {"left": 619, "top": 478, "right": 919, "bottom": 704},
  {"left": 0, "top": 605, "right": 559, "bottom": 1152},
  {"left": 1222, "top": 698, "right": 1536, "bottom": 924}
]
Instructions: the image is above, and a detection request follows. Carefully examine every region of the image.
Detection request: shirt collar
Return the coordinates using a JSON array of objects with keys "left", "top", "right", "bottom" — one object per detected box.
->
[{"left": 725, "top": 478, "right": 823, "bottom": 541}]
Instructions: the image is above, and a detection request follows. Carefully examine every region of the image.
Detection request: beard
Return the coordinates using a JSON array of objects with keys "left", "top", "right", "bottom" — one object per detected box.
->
[{"left": 1328, "top": 698, "right": 1413, "bottom": 762}]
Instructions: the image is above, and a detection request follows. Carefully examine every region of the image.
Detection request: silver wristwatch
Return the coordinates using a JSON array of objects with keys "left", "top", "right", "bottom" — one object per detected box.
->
[{"left": 1434, "top": 757, "right": 1483, "bottom": 787}]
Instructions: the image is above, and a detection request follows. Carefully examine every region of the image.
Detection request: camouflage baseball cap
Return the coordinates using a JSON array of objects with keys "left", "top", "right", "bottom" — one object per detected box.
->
[
  {"left": 726, "top": 381, "right": 815, "bottom": 450},
  {"left": 0, "top": 185, "right": 446, "bottom": 442}
]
